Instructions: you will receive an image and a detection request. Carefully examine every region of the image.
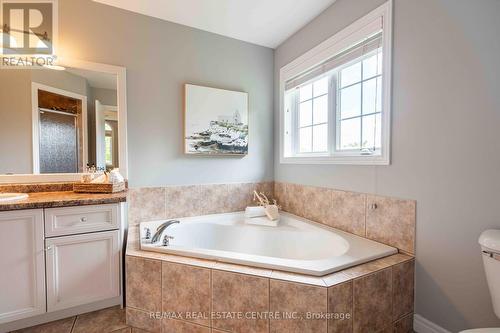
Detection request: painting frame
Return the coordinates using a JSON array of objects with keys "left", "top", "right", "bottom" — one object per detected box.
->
[{"left": 184, "top": 84, "right": 249, "bottom": 156}]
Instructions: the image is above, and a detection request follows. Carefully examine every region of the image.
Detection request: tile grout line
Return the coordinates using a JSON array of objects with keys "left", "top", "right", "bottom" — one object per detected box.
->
[{"left": 70, "top": 315, "right": 77, "bottom": 333}]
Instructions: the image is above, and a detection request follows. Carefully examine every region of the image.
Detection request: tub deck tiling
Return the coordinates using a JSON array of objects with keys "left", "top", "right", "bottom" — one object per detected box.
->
[
  {"left": 125, "top": 225, "right": 414, "bottom": 333},
  {"left": 126, "top": 225, "right": 413, "bottom": 288}
]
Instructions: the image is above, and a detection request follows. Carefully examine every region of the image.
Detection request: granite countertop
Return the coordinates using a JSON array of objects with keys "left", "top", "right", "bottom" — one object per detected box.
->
[{"left": 0, "top": 190, "right": 127, "bottom": 211}]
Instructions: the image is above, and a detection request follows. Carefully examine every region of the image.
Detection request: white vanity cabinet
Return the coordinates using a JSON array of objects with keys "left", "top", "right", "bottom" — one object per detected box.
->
[
  {"left": 0, "top": 203, "right": 124, "bottom": 330},
  {"left": 0, "top": 209, "right": 46, "bottom": 324},
  {"left": 45, "top": 230, "right": 120, "bottom": 311}
]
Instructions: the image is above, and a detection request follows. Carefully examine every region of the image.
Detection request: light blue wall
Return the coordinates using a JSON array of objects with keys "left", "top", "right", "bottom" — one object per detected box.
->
[
  {"left": 274, "top": 0, "right": 500, "bottom": 331},
  {"left": 59, "top": 0, "right": 275, "bottom": 187}
]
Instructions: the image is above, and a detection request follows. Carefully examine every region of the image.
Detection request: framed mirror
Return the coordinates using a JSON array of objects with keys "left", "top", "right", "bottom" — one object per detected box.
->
[{"left": 0, "top": 59, "right": 127, "bottom": 183}]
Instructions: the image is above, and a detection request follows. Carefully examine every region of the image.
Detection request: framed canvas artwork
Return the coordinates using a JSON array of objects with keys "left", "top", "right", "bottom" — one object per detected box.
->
[{"left": 184, "top": 84, "right": 248, "bottom": 155}]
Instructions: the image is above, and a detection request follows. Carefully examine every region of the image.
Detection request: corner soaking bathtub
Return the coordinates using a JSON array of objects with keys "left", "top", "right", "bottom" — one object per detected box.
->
[{"left": 139, "top": 212, "right": 397, "bottom": 276}]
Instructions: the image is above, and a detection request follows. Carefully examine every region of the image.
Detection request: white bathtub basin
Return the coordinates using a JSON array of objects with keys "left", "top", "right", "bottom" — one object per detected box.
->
[
  {"left": 139, "top": 212, "right": 397, "bottom": 276},
  {"left": 0, "top": 193, "right": 28, "bottom": 202}
]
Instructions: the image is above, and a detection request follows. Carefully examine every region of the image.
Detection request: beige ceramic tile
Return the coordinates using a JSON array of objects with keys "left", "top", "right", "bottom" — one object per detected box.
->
[
  {"left": 165, "top": 185, "right": 202, "bottom": 218},
  {"left": 328, "top": 281, "right": 353, "bottom": 333},
  {"left": 394, "top": 313, "right": 414, "bottom": 333},
  {"left": 270, "top": 270, "right": 327, "bottom": 287},
  {"left": 162, "top": 319, "right": 210, "bottom": 333},
  {"left": 11, "top": 316, "right": 75, "bottom": 333},
  {"left": 131, "top": 328, "right": 150, "bottom": 333},
  {"left": 128, "top": 187, "right": 166, "bottom": 225},
  {"left": 284, "top": 183, "right": 307, "bottom": 216},
  {"left": 302, "top": 186, "right": 332, "bottom": 225},
  {"left": 72, "top": 306, "right": 127, "bottom": 333},
  {"left": 341, "top": 258, "right": 393, "bottom": 280},
  {"left": 126, "top": 256, "right": 162, "bottom": 312},
  {"left": 270, "top": 279, "right": 327, "bottom": 333},
  {"left": 162, "top": 262, "right": 211, "bottom": 326},
  {"left": 322, "top": 271, "right": 352, "bottom": 287},
  {"left": 199, "top": 184, "right": 231, "bottom": 215},
  {"left": 126, "top": 252, "right": 217, "bottom": 270},
  {"left": 227, "top": 182, "right": 256, "bottom": 212},
  {"left": 273, "top": 182, "right": 289, "bottom": 212},
  {"left": 111, "top": 328, "right": 132, "bottom": 333},
  {"left": 366, "top": 195, "right": 416, "bottom": 254},
  {"left": 377, "top": 253, "right": 414, "bottom": 267},
  {"left": 212, "top": 270, "right": 269, "bottom": 333},
  {"left": 353, "top": 268, "right": 392, "bottom": 333},
  {"left": 255, "top": 181, "right": 274, "bottom": 201},
  {"left": 213, "top": 262, "right": 272, "bottom": 278},
  {"left": 392, "top": 260, "right": 415, "bottom": 321},
  {"left": 328, "top": 190, "right": 366, "bottom": 237},
  {"left": 126, "top": 307, "right": 161, "bottom": 333}
]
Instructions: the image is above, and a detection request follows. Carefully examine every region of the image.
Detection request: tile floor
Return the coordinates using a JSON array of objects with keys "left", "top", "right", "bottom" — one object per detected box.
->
[{"left": 10, "top": 306, "right": 143, "bottom": 333}]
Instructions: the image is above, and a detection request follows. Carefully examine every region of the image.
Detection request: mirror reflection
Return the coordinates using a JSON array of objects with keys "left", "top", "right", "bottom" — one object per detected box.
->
[{"left": 0, "top": 67, "right": 119, "bottom": 174}]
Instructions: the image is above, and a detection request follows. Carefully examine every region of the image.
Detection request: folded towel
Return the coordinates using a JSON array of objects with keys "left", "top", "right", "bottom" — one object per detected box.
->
[
  {"left": 245, "top": 206, "right": 266, "bottom": 218},
  {"left": 245, "top": 217, "right": 279, "bottom": 227},
  {"left": 264, "top": 205, "right": 280, "bottom": 221}
]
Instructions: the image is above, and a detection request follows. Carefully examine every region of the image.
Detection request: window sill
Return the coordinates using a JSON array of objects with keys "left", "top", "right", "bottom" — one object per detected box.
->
[{"left": 280, "top": 155, "right": 390, "bottom": 165}]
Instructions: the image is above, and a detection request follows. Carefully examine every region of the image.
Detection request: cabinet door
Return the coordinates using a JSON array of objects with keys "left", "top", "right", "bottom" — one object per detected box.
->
[
  {"left": 45, "top": 230, "right": 120, "bottom": 312},
  {"left": 0, "top": 209, "right": 45, "bottom": 324}
]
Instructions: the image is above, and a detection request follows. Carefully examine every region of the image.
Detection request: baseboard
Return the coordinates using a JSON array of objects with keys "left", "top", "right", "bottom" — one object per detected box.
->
[{"left": 414, "top": 314, "right": 452, "bottom": 333}]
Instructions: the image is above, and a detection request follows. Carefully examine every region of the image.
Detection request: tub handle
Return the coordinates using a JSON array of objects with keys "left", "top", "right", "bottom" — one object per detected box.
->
[{"left": 163, "top": 235, "right": 174, "bottom": 247}]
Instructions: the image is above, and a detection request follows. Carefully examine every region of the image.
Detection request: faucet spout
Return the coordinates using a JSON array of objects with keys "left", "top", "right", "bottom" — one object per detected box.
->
[{"left": 151, "top": 220, "right": 180, "bottom": 243}]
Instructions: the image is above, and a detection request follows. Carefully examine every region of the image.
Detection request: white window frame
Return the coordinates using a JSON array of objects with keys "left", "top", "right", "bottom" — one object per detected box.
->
[{"left": 279, "top": 1, "right": 392, "bottom": 165}]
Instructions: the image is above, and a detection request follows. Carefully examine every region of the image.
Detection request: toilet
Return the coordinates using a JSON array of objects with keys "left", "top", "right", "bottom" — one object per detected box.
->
[{"left": 461, "top": 230, "right": 500, "bottom": 333}]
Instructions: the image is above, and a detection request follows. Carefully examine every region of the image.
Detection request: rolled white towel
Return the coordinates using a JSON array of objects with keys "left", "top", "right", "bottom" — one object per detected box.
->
[
  {"left": 245, "top": 206, "right": 266, "bottom": 218},
  {"left": 245, "top": 217, "right": 279, "bottom": 227}
]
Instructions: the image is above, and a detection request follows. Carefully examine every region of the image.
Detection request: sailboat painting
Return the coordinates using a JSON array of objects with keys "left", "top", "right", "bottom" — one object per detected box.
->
[{"left": 184, "top": 84, "right": 249, "bottom": 155}]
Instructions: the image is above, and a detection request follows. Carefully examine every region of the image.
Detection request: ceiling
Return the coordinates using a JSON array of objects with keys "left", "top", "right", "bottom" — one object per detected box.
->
[
  {"left": 66, "top": 67, "right": 117, "bottom": 90},
  {"left": 92, "top": 0, "right": 336, "bottom": 48}
]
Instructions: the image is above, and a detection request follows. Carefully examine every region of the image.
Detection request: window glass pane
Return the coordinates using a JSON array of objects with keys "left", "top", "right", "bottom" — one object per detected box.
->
[
  {"left": 340, "top": 62, "right": 361, "bottom": 88},
  {"left": 340, "top": 118, "right": 361, "bottom": 150},
  {"left": 299, "top": 100, "right": 312, "bottom": 127},
  {"left": 340, "top": 83, "right": 361, "bottom": 119},
  {"left": 375, "top": 113, "right": 382, "bottom": 148},
  {"left": 362, "top": 114, "right": 382, "bottom": 149},
  {"left": 376, "top": 76, "right": 382, "bottom": 112},
  {"left": 377, "top": 51, "right": 383, "bottom": 75},
  {"left": 313, "top": 95, "right": 328, "bottom": 124},
  {"left": 362, "top": 53, "right": 379, "bottom": 79},
  {"left": 313, "top": 77, "right": 328, "bottom": 97},
  {"left": 313, "top": 124, "right": 328, "bottom": 152},
  {"left": 362, "top": 78, "right": 377, "bottom": 115},
  {"left": 299, "top": 84, "right": 312, "bottom": 102},
  {"left": 299, "top": 127, "right": 312, "bottom": 153}
]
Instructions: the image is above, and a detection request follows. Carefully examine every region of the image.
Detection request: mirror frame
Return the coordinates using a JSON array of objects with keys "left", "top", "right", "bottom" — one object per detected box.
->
[{"left": 0, "top": 59, "right": 128, "bottom": 183}]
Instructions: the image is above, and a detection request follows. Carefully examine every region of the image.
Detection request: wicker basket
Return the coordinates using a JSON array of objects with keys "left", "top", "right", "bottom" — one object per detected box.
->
[{"left": 73, "top": 182, "right": 126, "bottom": 193}]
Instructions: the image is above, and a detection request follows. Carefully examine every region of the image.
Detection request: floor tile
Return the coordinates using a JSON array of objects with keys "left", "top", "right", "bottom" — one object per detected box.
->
[
  {"left": 11, "top": 317, "right": 75, "bottom": 333},
  {"left": 72, "top": 306, "right": 128, "bottom": 333}
]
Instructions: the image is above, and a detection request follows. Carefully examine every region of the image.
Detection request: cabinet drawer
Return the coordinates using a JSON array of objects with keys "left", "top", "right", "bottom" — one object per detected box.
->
[{"left": 45, "top": 204, "right": 120, "bottom": 237}]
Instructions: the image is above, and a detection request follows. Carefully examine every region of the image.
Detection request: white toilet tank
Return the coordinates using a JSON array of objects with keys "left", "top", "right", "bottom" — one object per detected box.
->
[{"left": 479, "top": 230, "right": 500, "bottom": 318}]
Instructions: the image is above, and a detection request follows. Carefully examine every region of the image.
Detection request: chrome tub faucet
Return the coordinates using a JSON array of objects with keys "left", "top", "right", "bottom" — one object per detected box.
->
[{"left": 151, "top": 220, "right": 180, "bottom": 244}]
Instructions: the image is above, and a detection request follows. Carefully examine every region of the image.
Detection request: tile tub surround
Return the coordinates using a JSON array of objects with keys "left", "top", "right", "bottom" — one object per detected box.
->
[
  {"left": 125, "top": 247, "right": 415, "bottom": 333},
  {"left": 127, "top": 182, "right": 274, "bottom": 226},
  {"left": 274, "top": 182, "right": 416, "bottom": 254}
]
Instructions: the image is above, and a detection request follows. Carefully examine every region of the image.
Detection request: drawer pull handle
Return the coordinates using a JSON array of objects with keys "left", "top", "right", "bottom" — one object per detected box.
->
[{"left": 80, "top": 217, "right": 88, "bottom": 222}]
